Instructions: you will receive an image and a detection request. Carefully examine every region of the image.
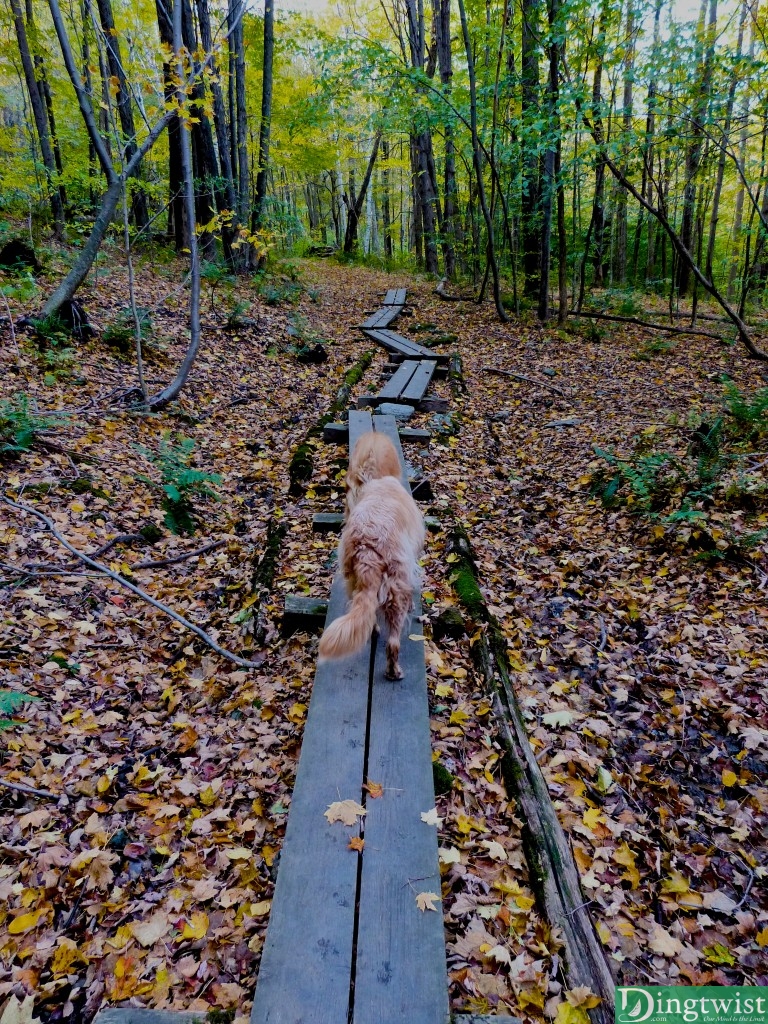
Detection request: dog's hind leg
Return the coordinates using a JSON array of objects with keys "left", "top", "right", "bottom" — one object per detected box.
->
[{"left": 383, "top": 586, "right": 412, "bottom": 680}]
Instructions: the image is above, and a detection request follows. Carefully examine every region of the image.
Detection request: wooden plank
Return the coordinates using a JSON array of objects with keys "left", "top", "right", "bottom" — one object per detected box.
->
[
  {"left": 401, "top": 359, "right": 437, "bottom": 403},
  {"left": 348, "top": 409, "right": 374, "bottom": 452},
  {"left": 361, "top": 328, "right": 449, "bottom": 363},
  {"left": 371, "top": 414, "right": 408, "bottom": 481},
  {"left": 381, "top": 287, "right": 407, "bottom": 306},
  {"left": 94, "top": 1013, "right": 205, "bottom": 1024},
  {"left": 361, "top": 329, "right": 427, "bottom": 359},
  {"left": 313, "top": 511, "right": 441, "bottom": 534},
  {"left": 353, "top": 595, "right": 449, "bottom": 1024},
  {"left": 251, "top": 574, "right": 370, "bottom": 1024},
  {"left": 282, "top": 594, "right": 329, "bottom": 635},
  {"left": 379, "top": 360, "right": 420, "bottom": 400},
  {"left": 360, "top": 306, "right": 401, "bottom": 330},
  {"left": 323, "top": 422, "right": 431, "bottom": 445}
]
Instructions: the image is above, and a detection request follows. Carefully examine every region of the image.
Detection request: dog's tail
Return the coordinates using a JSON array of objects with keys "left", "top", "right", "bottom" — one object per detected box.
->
[{"left": 319, "top": 580, "right": 379, "bottom": 661}]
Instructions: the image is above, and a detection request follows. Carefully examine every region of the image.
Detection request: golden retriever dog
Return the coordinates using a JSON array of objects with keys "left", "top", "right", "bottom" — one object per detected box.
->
[
  {"left": 319, "top": 432, "right": 424, "bottom": 679},
  {"left": 343, "top": 429, "right": 402, "bottom": 512}
]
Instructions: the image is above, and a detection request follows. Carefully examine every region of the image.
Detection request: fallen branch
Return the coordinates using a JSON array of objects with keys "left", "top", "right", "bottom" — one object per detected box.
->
[
  {"left": 0, "top": 777, "right": 64, "bottom": 800},
  {"left": 133, "top": 539, "right": 226, "bottom": 569},
  {"left": 3, "top": 497, "right": 265, "bottom": 670},
  {"left": 445, "top": 524, "right": 615, "bottom": 1024},
  {"left": 482, "top": 365, "right": 568, "bottom": 397},
  {"left": 570, "top": 309, "right": 723, "bottom": 340}
]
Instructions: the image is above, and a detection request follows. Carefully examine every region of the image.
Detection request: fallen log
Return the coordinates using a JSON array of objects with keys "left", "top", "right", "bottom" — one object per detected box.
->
[
  {"left": 570, "top": 309, "right": 724, "bottom": 340},
  {"left": 483, "top": 365, "right": 568, "bottom": 397},
  {"left": 435, "top": 277, "right": 469, "bottom": 302},
  {"left": 444, "top": 523, "right": 616, "bottom": 1024}
]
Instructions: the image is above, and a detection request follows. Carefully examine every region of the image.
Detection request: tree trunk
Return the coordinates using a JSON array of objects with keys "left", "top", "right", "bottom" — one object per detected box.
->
[
  {"left": 381, "top": 141, "right": 393, "bottom": 259},
  {"left": 26, "top": 0, "right": 67, "bottom": 215},
  {"left": 705, "top": 0, "right": 747, "bottom": 284},
  {"left": 521, "top": 0, "right": 541, "bottom": 296},
  {"left": 253, "top": 0, "right": 275, "bottom": 230},
  {"left": 434, "top": 0, "right": 457, "bottom": 278},
  {"left": 96, "top": 0, "right": 149, "bottom": 227},
  {"left": 678, "top": 0, "right": 717, "bottom": 295},
  {"left": 615, "top": 0, "right": 635, "bottom": 285},
  {"left": 148, "top": 0, "right": 202, "bottom": 411},
  {"left": 11, "top": 0, "right": 66, "bottom": 238},
  {"left": 343, "top": 132, "right": 382, "bottom": 253},
  {"left": 457, "top": 0, "right": 507, "bottom": 322}
]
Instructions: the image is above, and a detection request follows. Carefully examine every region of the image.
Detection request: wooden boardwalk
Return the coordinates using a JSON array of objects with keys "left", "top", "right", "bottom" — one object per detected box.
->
[
  {"left": 358, "top": 358, "right": 447, "bottom": 412},
  {"left": 361, "top": 327, "right": 450, "bottom": 364},
  {"left": 253, "top": 312, "right": 448, "bottom": 1022}
]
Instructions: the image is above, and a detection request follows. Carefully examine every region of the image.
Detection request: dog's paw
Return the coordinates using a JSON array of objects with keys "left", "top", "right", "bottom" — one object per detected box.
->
[{"left": 385, "top": 661, "right": 404, "bottom": 681}]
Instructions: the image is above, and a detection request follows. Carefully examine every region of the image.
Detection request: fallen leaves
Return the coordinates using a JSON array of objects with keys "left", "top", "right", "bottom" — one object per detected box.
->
[
  {"left": 415, "top": 891, "right": 441, "bottom": 912},
  {"left": 324, "top": 800, "right": 367, "bottom": 826}
]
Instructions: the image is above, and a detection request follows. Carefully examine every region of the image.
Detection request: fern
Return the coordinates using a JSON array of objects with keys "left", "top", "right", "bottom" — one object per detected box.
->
[
  {"left": 722, "top": 379, "right": 768, "bottom": 440},
  {"left": 137, "top": 433, "right": 221, "bottom": 535},
  {"left": 0, "top": 393, "right": 63, "bottom": 458},
  {"left": 0, "top": 689, "right": 39, "bottom": 730}
]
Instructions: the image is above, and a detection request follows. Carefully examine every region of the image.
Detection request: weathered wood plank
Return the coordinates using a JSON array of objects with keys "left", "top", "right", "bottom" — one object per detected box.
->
[
  {"left": 251, "top": 574, "right": 370, "bottom": 1024},
  {"left": 348, "top": 408, "right": 374, "bottom": 452},
  {"left": 314, "top": 512, "right": 441, "bottom": 534},
  {"left": 382, "top": 288, "right": 406, "bottom": 306},
  {"left": 94, "top": 1013, "right": 205, "bottom": 1024},
  {"left": 360, "top": 306, "right": 401, "bottom": 330},
  {"left": 361, "top": 328, "right": 450, "bottom": 363},
  {"left": 323, "top": 422, "right": 431, "bottom": 445},
  {"left": 379, "top": 360, "right": 420, "bottom": 400},
  {"left": 353, "top": 596, "right": 449, "bottom": 1024},
  {"left": 401, "top": 359, "right": 437, "bottom": 403},
  {"left": 282, "top": 594, "right": 329, "bottom": 635}
]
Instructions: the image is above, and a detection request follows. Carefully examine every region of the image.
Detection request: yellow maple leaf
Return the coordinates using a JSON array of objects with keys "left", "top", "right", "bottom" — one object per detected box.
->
[
  {"left": 553, "top": 1001, "right": 590, "bottom": 1024},
  {"left": 722, "top": 769, "right": 738, "bottom": 787},
  {"left": 582, "top": 807, "right": 604, "bottom": 831},
  {"left": 182, "top": 911, "right": 209, "bottom": 940},
  {"left": 613, "top": 842, "right": 640, "bottom": 887},
  {"left": 324, "top": 800, "right": 366, "bottom": 826},
  {"left": 348, "top": 836, "right": 365, "bottom": 852},
  {"left": 364, "top": 780, "right": 384, "bottom": 798},
  {"left": 756, "top": 927, "right": 768, "bottom": 948},
  {"left": 415, "top": 891, "right": 440, "bottom": 912}
]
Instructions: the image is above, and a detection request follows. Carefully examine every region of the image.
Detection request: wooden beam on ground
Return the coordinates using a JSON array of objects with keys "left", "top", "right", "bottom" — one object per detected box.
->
[
  {"left": 323, "top": 422, "right": 431, "bottom": 445},
  {"left": 360, "top": 306, "right": 402, "bottom": 330},
  {"left": 401, "top": 359, "right": 437, "bottom": 403},
  {"left": 282, "top": 594, "right": 329, "bottom": 635},
  {"left": 250, "top": 576, "right": 370, "bottom": 1024},
  {"left": 382, "top": 287, "right": 407, "bottom": 306},
  {"left": 353, "top": 598, "right": 448, "bottom": 1024},
  {"left": 313, "top": 512, "right": 441, "bottom": 534},
  {"left": 368, "top": 412, "right": 408, "bottom": 480},
  {"left": 361, "top": 328, "right": 450, "bottom": 363}
]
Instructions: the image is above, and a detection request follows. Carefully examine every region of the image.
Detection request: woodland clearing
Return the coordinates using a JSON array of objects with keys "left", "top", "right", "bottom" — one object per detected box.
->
[{"left": 1, "top": 253, "right": 767, "bottom": 1022}]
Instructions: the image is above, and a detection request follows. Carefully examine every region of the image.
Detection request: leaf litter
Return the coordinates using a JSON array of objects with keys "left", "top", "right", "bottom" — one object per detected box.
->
[{"left": 1, "top": 256, "right": 766, "bottom": 1021}]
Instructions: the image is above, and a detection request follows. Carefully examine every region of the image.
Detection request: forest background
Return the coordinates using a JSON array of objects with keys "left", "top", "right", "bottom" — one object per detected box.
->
[{"left": 1, "top": 0, "right": 767, "bottom": 1018}]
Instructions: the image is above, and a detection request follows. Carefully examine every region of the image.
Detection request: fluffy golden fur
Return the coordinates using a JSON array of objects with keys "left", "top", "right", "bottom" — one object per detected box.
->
[
  {"left": 319, "top": 432, "right": 424, "bottom": 679},
  {"left": 343, "top": 430, "right": 402, "bottom": 512}
]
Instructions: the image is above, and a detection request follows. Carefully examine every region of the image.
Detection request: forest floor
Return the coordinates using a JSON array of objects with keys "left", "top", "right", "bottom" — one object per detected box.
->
[{"left": 1, "top": 244, "right": 767, "bottom": 1022}]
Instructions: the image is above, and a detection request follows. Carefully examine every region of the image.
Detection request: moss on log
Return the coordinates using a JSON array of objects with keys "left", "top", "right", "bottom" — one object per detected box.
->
[
  {"left": 444, "top": 517, "right": 616, "bottom": 1024},
  {"left": 287, "top": 350, "right": 374, "bottom": 496}
]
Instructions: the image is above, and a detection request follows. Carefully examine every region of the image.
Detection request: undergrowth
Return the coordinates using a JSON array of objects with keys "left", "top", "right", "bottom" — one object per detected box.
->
[
  {"left": 0, "top": 393, "right": 63, "bottom": 458},
  {"left": 136, "top": 434, "right": 221, "bottom": 535},
  {"left": 589, "top": 380, "right": 768, "bottom": 560}
]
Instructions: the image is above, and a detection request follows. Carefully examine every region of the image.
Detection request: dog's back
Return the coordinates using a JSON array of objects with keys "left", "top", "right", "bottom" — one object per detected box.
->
[
  {"left": 320, "top": 472, "right": 424, "bottom": 679},
  {"left": 346, "top": 432, "right": 402, "bottom": 509}
]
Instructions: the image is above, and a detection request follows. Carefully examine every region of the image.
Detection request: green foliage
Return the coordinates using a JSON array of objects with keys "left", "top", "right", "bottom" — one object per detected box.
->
[
  {"left": 722, "top": 378, "right": 768, "bottom": 440},
  {"left": 0, "top": 393, "right": 62, "bottom": 458},
  {"left": 0, "top": 689, "right": 39, "bottom": 731},
  {"left": 102, "top": 307, "right": 153, "bottom": 354},
  {"left": 137, "top": 434, "right": 222, "bottom": 535},
  {"left": 589, "top": 384, "right": 768, "bottom": 561},
  {"left": 633, "top": 339, "right": 676, "bottom": 361}
]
